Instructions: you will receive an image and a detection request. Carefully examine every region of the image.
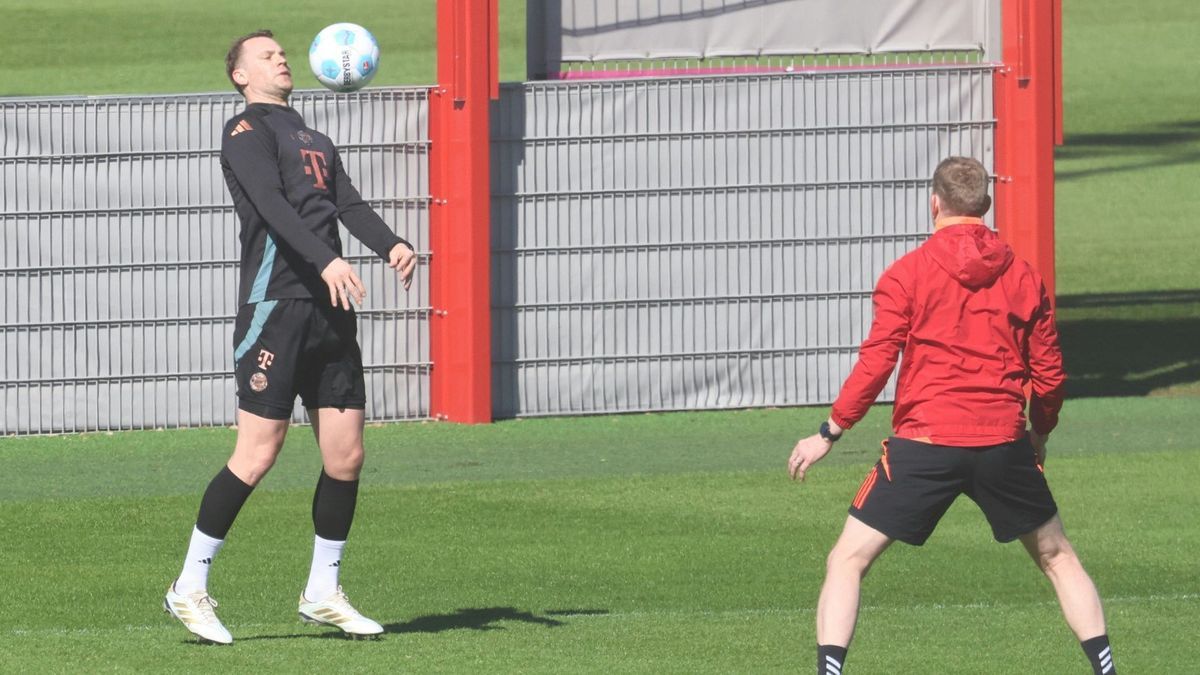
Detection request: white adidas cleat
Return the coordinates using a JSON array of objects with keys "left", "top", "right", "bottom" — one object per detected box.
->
[
  {"left": 163, "top": 584, "right": 233, "bottom": 645},
  {"left": 298, "top": 586, "right": 384, "bottom": 638}
]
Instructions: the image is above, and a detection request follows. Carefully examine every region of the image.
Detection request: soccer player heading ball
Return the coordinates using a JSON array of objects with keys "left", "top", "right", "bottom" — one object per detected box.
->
[
  {"left": 788, "top": 157, "right": 1117, "bottom": 675},
  {"left": 163, "top": 29, "right": 417, "bottom": 644}
]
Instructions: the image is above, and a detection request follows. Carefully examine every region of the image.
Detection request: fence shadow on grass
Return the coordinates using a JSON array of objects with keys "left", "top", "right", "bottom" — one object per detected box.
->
[
  {"left": 1056, "top": 289, "right": 1200, "bottom": 397},
  {"left": 1055, "top": 119, "right": 1200, "bottom": 182}
]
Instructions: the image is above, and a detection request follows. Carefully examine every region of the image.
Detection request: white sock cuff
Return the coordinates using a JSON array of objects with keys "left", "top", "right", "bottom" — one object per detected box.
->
[
  {"left": 176, "top": 526, "right": 226, "bottom": 594},
  {"left": 192, "top": 525, "right": 225, "bottom": 548},
  {"left": 314, "top": 534, "right": 347, "bottom": 551},
  {"left": 305, "top": 535, "right": 347, "bottom": 602}
]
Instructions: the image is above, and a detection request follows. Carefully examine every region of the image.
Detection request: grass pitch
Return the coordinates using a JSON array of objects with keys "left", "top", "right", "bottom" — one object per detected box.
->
[
  {"left": 1, "top": 1, "right": 1197, "bottom": 672},
  {"left": 0, "top": 0, "right": 527, "bottom": 96},
  {"left": 1, "top": 400, "right": 1198, "bottom": 672}
]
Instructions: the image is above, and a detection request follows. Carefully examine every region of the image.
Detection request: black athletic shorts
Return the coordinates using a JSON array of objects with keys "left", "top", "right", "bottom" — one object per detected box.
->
[
  {"left": 231, "top": 299, "right": 366, "bottom": 420},
  {"left": 848, "top": 436, "right": 1058, "bottom": 545}
]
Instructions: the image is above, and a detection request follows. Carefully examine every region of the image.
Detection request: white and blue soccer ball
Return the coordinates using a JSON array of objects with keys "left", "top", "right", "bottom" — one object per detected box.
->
[{"left": 309, "top": 23, "right": 380, "bottom": 93}]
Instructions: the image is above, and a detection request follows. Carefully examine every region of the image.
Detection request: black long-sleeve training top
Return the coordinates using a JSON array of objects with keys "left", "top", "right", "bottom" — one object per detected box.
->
[{"left": 220, "top": 102, "right": 410, "bottom": 306}]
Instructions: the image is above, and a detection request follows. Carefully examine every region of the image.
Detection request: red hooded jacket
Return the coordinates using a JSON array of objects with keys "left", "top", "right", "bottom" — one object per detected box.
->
[{"left": 830, "top": 217, "right": 1065, "bottom": 445}]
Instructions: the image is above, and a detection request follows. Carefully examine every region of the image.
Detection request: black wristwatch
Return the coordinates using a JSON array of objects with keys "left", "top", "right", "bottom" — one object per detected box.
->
[{"left": 819, "top": 421, "right": 842, "bottom": 442}]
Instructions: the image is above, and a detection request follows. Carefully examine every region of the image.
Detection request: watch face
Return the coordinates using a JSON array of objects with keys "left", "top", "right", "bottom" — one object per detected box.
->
[{"left": 820, "top": 422, "right": 839, "bottom": 441}]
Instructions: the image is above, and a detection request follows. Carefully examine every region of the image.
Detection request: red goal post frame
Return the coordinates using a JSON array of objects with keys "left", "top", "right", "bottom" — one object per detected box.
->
[
  {"left": 426, "top": 0, "right": 1064, "bottom": 423},
  {"left": 994, "top": 0, "right": 1064, "bottom": 300},
  {"left": 429, "top": 0, "right": 498, "bottom": 423}
]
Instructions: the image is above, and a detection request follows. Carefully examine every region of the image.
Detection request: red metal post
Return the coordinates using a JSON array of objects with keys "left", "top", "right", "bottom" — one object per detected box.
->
[
  {"left": 429, "top": 0, "right": 498, "bottom": 422},
  {"left": 1052, "top": 0, "right": 1064, "bottom": 146},
  {"left": 995, "top": 0, "right": 1058, "bottom": 298}
]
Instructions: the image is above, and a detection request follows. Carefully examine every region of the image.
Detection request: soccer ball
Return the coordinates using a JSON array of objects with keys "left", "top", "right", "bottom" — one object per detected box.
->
[{"left": 309, "top": 23, "right": 380, "bottom": 93}]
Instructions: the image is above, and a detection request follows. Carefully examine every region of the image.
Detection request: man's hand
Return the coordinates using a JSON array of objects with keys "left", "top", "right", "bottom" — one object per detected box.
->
[
  {"left": 788, "top": 434, "right": 834, "bottom": 482},
  {"left": 388, "top": 243, "right": 417, "bottom": 290},
  {"left": 320, "top": 258, "right": 366, "bottom": 310},
  {"left": 1029, "top": 430, "right": 1048, "bottom": 468}
]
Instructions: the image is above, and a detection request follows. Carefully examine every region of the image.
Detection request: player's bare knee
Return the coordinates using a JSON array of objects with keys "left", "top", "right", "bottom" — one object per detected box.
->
[
  {"left": 827, "top": 545, "right": 871, "bottom": 577},
  {"left": 323, "top": 464, "right": 362, "bottom": 481},
  {"left": 323, "top": 445, "right": 364, "bottom": 479},
  {"left": 233, "top": 449, "right": 278, "bottom": 484},
  {"left": 229, "top": 435, "right": 284, "bottom": 483},
  {"left": 1035, "top": 541, "right": 1080, "bottom": 577}
]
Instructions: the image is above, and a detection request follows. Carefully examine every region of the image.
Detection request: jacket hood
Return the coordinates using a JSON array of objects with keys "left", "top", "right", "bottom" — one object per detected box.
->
[{"left": 926, "top": 223, "right": 1014, "bottom": 289}]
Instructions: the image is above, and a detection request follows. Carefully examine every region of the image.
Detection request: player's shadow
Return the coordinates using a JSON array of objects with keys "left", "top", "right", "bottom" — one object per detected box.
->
[
  {"left": 225, "top": 631, "right": 353, "bottom": 643},
  {"left": 232, "top": 607, "right": 604, "bottom": 642},
  {"left": 1056, "top": 289, "right": 1200, "bottom": 397},
  {"left": 385, "top": 606, "right": 606, "bottom": 634}
]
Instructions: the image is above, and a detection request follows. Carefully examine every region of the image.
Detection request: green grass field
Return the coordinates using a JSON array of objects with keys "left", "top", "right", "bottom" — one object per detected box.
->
[
  {"left": 1052, "top": 1, "right": 1200, "bottom": 401},
  {"left": 0, "top": 0, "right": 527, "bottom": 96},
  {"left": 2, "top": 0, "right": 1198, "bottom": 672},
  {"left": 1, "top": 401, "right": 1198, "bottom": 672}
]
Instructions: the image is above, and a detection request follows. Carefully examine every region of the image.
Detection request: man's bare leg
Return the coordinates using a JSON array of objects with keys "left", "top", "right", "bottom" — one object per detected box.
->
[
  {"left": 297, "top": 407, "right": 382, "bottom": 636},
  {"left": 1020, "top": 515, "right": 1115, "bottom": 673},
  {"left": 227, "top": 409, "right": 291, "bottom": 485},
  {"left": 166, "top": 410, "right": 289, "bottom": 643},
  {"left": 814, "top": 516, "right": 893, "bottom": 673}
]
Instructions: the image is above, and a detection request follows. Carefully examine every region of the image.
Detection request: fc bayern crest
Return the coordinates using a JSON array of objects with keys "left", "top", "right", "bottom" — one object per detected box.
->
[{"left": 249, "top": 372, "right": 269, "bottom": 392}]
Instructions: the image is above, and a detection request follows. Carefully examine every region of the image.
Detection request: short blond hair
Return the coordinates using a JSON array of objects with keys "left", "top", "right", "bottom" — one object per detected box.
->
[{"left": 932, "top": 156, "right": 992, "bottom": 217}]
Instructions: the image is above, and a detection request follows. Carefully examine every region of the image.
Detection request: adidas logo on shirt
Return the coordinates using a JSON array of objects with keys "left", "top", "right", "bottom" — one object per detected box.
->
[{"left": 229, "top": 120, "right": 254, "bottom": 137}]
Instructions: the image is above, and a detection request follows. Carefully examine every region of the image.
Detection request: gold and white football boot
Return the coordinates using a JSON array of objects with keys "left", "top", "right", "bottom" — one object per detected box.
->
[
  {"left": 298, "top": 586, "right": 384, "bottom": 638},
  {"left": 163, "top": 583, "right": 233, "bottom": 645}
]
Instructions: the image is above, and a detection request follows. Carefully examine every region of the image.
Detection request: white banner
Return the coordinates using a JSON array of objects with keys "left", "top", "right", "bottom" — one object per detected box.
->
[{"left": 529, "top": 0, "right": 1000, "bottom": 77}]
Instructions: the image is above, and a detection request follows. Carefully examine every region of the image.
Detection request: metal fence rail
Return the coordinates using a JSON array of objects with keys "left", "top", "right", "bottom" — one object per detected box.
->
[
  {"left": 492, "top": 66, "right": 996, "bottom": 416},
  {"left": 555, "top": 51, "right": 986, "bottom": 79},
  {"left": 1, "top": 88, "right": 430, "bottom": 434}
]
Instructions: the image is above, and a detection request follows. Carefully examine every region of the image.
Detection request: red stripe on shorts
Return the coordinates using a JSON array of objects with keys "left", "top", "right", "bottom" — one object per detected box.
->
[{"left": 852, "top": 467, "right": 879, "bottom": 509}]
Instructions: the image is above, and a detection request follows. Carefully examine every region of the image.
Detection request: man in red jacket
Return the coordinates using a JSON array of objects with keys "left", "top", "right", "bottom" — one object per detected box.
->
[{"left": 788, "top": 157, "right": 1115, "bottom": 675}]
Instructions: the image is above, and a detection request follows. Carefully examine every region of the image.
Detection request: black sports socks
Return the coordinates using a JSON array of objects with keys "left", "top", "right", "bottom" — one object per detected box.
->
[
  {"left": 311, "top": 470, "right": 360, "bottom": 540},
  {"left": 1081, "top": 634, "right": 1116, "bottom": 674},
  {"left": 194, "top": 466, "right": 255, "bottom": 539},
  {"left": 817, "top": 644, "right": 848, "bottom": 675},
  {"left": 812, "top": 638, "right": 1113, "bottom": 673}
]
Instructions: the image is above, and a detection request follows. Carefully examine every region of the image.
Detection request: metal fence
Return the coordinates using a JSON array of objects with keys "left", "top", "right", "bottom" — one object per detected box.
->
[
  {"left": 3, "top": 66, "right": 997, "bottom": 431},
  {"left": 491, "top": 65, "right": 996, "bottom": 416},
  {"left": 0, "top": 88, "right": 430, "bottom": 434}
]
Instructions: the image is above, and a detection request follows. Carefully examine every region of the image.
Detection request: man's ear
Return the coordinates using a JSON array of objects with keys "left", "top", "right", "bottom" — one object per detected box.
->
[
  {"left": 232, "top": 67, "right": 249, "bottom": 87},
  {"left": 930, "top": 193, "right": 942, "bottom": 220}
]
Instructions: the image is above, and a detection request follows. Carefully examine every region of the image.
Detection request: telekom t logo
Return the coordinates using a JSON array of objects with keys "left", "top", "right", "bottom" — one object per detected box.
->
[{"left": 300, "top": 149, "right": 330, "bottom": 190}]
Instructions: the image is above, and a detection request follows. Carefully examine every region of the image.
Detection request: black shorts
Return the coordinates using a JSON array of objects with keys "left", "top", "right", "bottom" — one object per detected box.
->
[
  {"left": 232, "top": 299, "right": 366, "bottom": 420},
  {"left": 849, "top": 436, "right": 1058, "bottom": 545}
]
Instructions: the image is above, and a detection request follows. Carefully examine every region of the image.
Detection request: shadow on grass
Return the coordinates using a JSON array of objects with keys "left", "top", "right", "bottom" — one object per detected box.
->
[
  {"left": 1055, "top": 120, "right": 1200, "bottom": 182},
  {"left": 233, "top": 606, "right": 598, "bottom": 642},
  {"left": 1057, "top": 290, "right": 1200, "bottom": 397},
  {"left": 385, "top": 606, "right": 597, "bottom": 634},
  {"left": 235, "top": 631, "right": 351, "bottom": 642}
]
